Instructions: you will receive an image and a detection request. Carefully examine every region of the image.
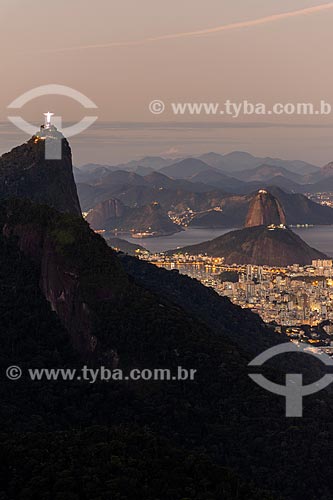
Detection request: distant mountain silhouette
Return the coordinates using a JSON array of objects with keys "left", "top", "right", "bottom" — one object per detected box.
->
[
  {"left": 99, "top": 170, "right": 148, "bottom": 188},
  {"left": 159, "top": 158, "right": 217, "bottom": 178},
  {"left": 77, "top": 170, "right": 333, "bottom": 226},
  {"left": 188, "top": 169, "right": 247, "bottom": 191},
  {"left": 250, "top": 175, "right": 302, "bottom": 193},
  {"left": 144, "top": 171, "right": 212, "bottom": 192},
  {"left": 197, "top": 151, "right": 319, "bottom": 175},
  {"left": 86, "top": 199, "right": 182, "bottom": 236},
  {"left": 232, "top": 164, "right": 305, "bottom": 184},
  {"left": 115, "top": 156, "right": 180, "bottom": 171},
  {"left": 302, "top": 175, "right": 333, "bottom": 194}
]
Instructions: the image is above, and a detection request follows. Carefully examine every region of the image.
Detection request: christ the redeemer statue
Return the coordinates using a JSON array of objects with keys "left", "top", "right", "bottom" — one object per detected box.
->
[{"left": 44, "top": 112, "right": 54, "bottom": 128}]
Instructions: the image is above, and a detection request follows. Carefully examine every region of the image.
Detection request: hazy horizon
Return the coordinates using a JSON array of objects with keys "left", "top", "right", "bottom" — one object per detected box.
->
[{"left": 2, "top": 0, "right": 333, "bottom": 165}]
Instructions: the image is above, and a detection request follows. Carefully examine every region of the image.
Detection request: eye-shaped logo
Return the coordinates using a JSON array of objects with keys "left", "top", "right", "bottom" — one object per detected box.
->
[
  {"left": 7, "top": 84, "right": 98, "bottom": 159},
  {"left": 249, "top": 342, "right": 333, "bottom": 417}
]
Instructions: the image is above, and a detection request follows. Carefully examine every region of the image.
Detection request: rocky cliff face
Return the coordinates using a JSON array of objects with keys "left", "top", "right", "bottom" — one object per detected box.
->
[
  {"left": 2, "top": 164, "right": 333, "bottom": 498},
  {"left": 86, "top": 198, "right": 126, "bottom": 229},
  {"left": 86, "top": 199, "right": 183, "bottom": 236},
  {"left": 3, "top": 222, "right": 94, "bottom": 354},
  {"left": 1, "top": 200, "right": 127, "bottom": 361},
  {"left": 0, "top": 129, "right": 81, "bottom": 216},
  {"left": 245, "top": 189, "right": 286, "bottom": 227}
]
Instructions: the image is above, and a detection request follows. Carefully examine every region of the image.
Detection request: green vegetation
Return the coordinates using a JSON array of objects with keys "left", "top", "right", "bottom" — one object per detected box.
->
[
  {"left": 0, "top": 199, "right": 333, "bottom": 499},
  {"left": 0, "top": 427, "right": 274, "bottom": 500}
]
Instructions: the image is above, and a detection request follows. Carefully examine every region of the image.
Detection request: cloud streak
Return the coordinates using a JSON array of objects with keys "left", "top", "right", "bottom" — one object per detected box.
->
[{"left": 43, "top": 2, "right": 333, "bottom": 53}]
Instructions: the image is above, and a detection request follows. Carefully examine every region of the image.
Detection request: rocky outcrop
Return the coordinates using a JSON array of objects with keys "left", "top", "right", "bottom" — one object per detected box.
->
[
  {"left": 245, "top": 189, "right": 286, "bottom": 227},
  {"left": 0, "top": 128, "right": 81, "bottom": 216},
  {"left": 86, "top": 200, "right": 183, "bottom": 236},
  {"left": 1, "top": 200, "right": 126, "bottom": 362},
  {"left": 170, "top": 225, "right": 328, "bottom": 266},
  {"left": 2, "top": 220, "right": 94, "bottom": 355},
  {"left": 86, "top": 198, "right": 126, "bottom": 229}
]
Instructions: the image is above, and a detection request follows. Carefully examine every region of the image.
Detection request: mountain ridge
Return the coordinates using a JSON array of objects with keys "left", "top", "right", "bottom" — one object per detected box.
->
[
  {"left": 1, "top": 135, "right": 333, "bottom": 498},
  {"left": 0, "top": 130, "right": 81, "bottom": 216},
  {"left": 169, "top": 225, "right": 328, "bottom": 266},
  {"left": 86, "top": 199, "right": 182, "bottom": 236}
]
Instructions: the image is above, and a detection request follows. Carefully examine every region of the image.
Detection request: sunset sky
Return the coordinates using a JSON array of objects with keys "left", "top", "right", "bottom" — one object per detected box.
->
[{"left": 1, "top": 0, "right": 333, "bottom": 165}]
